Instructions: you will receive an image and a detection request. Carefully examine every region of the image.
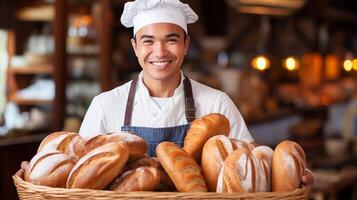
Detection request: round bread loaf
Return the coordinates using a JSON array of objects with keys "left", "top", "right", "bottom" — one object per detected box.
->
[
  {"left": 201, "top": 135, "right": 251, "bottom": 191},
  {"left": 24, "top": 150, "right": 75, "bottom": 187},
  {"left": 251, "top": 145, "right": 274, "bottom": 192},
  {"left": 272, "top": 140, "right": 306, "bottom": 192},
  {"left": 183, "top": 113, "right": 230, "bottom": 162},
  {"left": 37, "top": 131, "right": 77, "bottom": 153},
  {"left": 156, "top": 142, "right": 207, "bottom": 192},
  {"left": 66, "top": 142, "right": 129, "bottom": 189}
]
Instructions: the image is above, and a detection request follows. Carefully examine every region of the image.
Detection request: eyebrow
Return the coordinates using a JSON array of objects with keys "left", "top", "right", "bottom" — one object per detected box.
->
[{"left": 139, "top": 33, "right": 181, "bottom": 40}]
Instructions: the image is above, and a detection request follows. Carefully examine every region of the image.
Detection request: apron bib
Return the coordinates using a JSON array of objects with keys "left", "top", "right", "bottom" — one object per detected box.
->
[{"left": 121, "top": 76, "right": 196, "bottom": 156}]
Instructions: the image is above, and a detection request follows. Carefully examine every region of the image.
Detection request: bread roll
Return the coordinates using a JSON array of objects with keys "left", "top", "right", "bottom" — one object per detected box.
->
[
  {"left": 24, "top": 150, "right": 75, "bottom": 187},
  {"left": 110, "top": 166, "right": 161, "bottom": 192},
  {"left": 272, "top": 140, "right": 306, "bottom": 192},
  {"left": 57, "top": 134, "right": 84, "bottom": 161},
  {"left": 67, "top": 142, "right": 129, "bottom": 189},
  {"left": 156, "top": 142, "right": 207, "bottom": 192},
  {"left": 184, "top": 113, "right": 230, "bottom": 161},
  {"left": 201, "top": 135, "right": 251, "bottom": 191},
  {"left": 37, "top": 131, "right": 77, "bottom": 153},
  {"left": 251, "top": 146, "right": 274, "bottom": 192},
  {"left": 74, "top": 132, "right": 147, "bottom": 161},
  {"left": 129, "top": 157, "right": 161, "bottom": 169},
  {"left": 222, "top": 148, "right": 261, "bottom": 192}
]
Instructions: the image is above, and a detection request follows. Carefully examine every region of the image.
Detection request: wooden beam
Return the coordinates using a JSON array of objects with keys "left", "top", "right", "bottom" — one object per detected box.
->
[
  {"left": 99, "top": 0, "right": 113, "bottom": 91},
  {"left": 53, "top": 0, "right": 67, "bottom": 131}
]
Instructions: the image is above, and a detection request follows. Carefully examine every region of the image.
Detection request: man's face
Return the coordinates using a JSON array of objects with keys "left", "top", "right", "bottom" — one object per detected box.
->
[{"left": 131, "top": 23, "right": 190, "bottom": 82}]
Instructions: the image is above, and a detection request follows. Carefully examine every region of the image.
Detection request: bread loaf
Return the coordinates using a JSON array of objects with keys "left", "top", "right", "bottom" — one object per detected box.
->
[
  {"left": 218, "top": 145, "right": 274, "bottom": 193},
  {"left": 37, "top": 131, "right": 77, "bottom": 153},
  {"left": 201, "top": 135, "right": 251, "bottom": 191},
  {"left": 109, "top": 166, "right": 161, "bottom": 192},
  {"left": 183, "top": 113, "right": 230, "bottom": 161},
  {"left": 272, "top": 140, "right": 306, "bottom": 192},
  {"left": 74, "top": 132, "right": 147, "bottom": 161},
  {"left": 66, "top": 142, "right": 129, "bottom": 189},
  {"left": 156, "top": 142, "right": 207, "bottom": 192},
  {"left": 251, "top": 146, "right": 274, "bottom": 192},
  {"left": 24, "top": 150, "right": 75, "bottom": 187}
]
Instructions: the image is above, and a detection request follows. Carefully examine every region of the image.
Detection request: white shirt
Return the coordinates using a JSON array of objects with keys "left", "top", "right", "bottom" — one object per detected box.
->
[{"left": 79, "top": 71, "right": 254, "bottom": 143}]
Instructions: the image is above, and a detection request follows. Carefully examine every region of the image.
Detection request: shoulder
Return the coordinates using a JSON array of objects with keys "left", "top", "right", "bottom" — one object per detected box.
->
[
  {"left": 190, "top": 79, "right": 226, "bottom": 99},
  {"left": 94, "top": 80, "right": 132, "bottom": 106}
]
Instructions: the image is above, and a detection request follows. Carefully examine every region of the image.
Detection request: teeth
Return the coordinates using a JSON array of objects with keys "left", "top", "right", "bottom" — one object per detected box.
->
[{"left": 151, "top": 61, "right": 170, "bottom": 66}]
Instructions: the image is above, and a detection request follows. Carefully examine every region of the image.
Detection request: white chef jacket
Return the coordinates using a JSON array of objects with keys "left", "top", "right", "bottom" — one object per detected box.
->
[{"left": 79, "top": 71, "right": 254, "bottom": 143}]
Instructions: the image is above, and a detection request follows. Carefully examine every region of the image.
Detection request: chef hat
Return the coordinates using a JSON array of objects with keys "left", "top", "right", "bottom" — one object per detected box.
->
[{"left": 120, "top": 0, "right": 198, "bottom": 35}]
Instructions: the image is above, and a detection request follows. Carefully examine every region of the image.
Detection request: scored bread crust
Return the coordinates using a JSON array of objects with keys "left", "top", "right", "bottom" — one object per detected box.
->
[
  {"left": 183, "top": 113, "right": 230, "bottom": 161},
  {"left": 156, "top": 142, "right": 207, "bottom": 192}
]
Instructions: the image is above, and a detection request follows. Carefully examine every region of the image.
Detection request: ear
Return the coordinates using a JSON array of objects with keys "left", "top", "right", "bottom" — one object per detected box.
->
[
  {"left": 184, "top": 36, "right": 190, "bottom": 55},
  {"left": 131, "top": 38, "right": 138, "bottom": 56}
]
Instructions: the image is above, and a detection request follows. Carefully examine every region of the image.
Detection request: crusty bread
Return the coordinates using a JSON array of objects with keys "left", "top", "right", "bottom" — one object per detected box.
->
[
  {"left": 272, "top": 140, "right": 306, "bottom": 192},
  {"left": 24, "top": 150, "right": 75, "bottom": 187},
  {"left": 201, "top": 135, "right": 251, "bottom": 191},
  {"left": 37, "top": 131, "right": 77, "bottom": 153},
  {"left": 74, "top": 132, "right": 147, "bottom": 161},
  {"left": 156, "top": 142, "right": 207, "bottom": 192},
  {"left": 66, "top": 142, "right": 129, "bottom": 189},
  {"left": 221, "top": 148, "right": 259, "bottom": 192},
  {"left": 183, "top": 113, "right": 230, "bottom": 162},
  {"left": 251, "top": 146, "right": 274, "bottom": 192},
  {"left": 109, "top": 166, "right": 161, "bottom": 192},
  {"left": 129, "top": 157, "right": 161, "bottom": 169}
]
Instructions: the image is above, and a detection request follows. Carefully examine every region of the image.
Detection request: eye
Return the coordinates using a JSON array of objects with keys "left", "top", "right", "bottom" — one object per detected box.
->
[
  {"left": 167, "top": 38, "right": 178, "bottom": 44},
  {"left": 142, "top": 40, "right": 153, "bottom": 45}
]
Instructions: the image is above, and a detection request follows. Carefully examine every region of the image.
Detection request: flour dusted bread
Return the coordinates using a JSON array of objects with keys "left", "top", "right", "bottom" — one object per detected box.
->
[
  {"left": 67, "top": 142, "right": 129, "bottom": 189},
  {"left": 109, "top": 166, "right": 161, "bottom": 192},
  {"left": 156, "top": 142, "right": 207, "bottom": 192},
  {"left": 251, "top": 146, "right": 274, "bottom": 192},
  {"left": 37, "top": 131, "right": 77, "bottom": 153},
  {"left": 74, "top": 132, "right": 147, "bottom": 161},
  {"left": 24, "top": 150, "right": 75, "bottom": 187},
  {"left": 183, "top": 113, "right": 230, "bottom": 161},
  {"left": 201, "top": 135, "right": 251, "bottom": 191},
  {"left": 272, "top": 140, "right": 306, "bottom": 192}
]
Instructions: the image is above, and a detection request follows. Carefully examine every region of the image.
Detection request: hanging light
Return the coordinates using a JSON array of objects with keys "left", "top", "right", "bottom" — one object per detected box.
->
[
  {"left": 343, "top": 59, "right": 353, "bottom": 72},
  {"left": 352, "top": 59, "right": 357, "bottom": 70},
  {"left": 252, "top": 55, "right": 270, "bottom": 71},
  {"left": 283, "top": 57, "right": 299, "bottom": 71},
  {"left": 225, "top": 0, "right": 307, "bottom": 16}
]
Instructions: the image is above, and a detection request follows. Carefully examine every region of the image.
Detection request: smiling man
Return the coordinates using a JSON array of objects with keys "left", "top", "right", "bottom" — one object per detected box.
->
[{"left": 78, "top": 0, "right": 314, "bottom": 193}]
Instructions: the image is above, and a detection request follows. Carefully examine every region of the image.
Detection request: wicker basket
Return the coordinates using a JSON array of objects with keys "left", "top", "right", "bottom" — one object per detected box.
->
[{"left": 13, "top": 174, "right": 307, "bottom": 200}]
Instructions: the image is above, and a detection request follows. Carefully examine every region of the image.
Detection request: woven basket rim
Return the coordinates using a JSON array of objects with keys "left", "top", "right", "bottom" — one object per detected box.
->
[{"left": 13, "top": 173, "right": 307, "bottom": 199}]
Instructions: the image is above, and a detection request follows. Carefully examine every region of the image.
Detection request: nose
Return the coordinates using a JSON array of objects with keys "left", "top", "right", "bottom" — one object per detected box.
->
[{"left": 153, "top": 41, "right": 167, "bottom": 57}]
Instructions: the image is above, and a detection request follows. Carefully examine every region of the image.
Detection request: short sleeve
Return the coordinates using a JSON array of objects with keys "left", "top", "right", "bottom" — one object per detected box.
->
[
  {"left": 215, "top": 93, "right": 254, "bottom": 143},
  {"left": 78, "top": 96, "right": 107, "bottom": 138}
]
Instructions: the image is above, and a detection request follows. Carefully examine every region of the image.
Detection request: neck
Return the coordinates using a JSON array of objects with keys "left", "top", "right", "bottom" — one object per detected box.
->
[{"left": 142, "top": 73, "right": 181, "bottom": 97}]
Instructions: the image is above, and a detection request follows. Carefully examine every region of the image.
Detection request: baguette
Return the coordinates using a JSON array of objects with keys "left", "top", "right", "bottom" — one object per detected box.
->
[{"left": 156, "top": 142, "right": 207, "bottom": 192}]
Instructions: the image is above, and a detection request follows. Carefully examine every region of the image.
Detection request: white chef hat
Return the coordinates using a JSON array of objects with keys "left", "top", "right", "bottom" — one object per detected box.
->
[{"left": 120, "top": 0, "right": 198, "bottom": 35}]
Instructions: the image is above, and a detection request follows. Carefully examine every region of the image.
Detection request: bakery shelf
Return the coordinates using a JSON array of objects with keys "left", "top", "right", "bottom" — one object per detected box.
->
[
  {"left": 8, "top": 64, "right": 53, "bottom": 75},
  {"left": 8, "top": 94, "right": 53, "bottom": 106}
]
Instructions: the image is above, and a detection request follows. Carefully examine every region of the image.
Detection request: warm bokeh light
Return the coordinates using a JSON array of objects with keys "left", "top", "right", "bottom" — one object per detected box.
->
[
  {"left": 352, "top": 59, "right": 357, "bottom": 70},
  {"left": 252, "top": 55, "right": 270, "bottom": 71},
  {"left": 284, "top": 57, "right": 299, "bottom": 71},
  {"left": 344, "top": 60, "right": 353, "bottom": 71}
]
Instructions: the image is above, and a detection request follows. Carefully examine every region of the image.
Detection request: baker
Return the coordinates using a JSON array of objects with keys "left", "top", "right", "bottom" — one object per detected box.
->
[{"left": 78, "top": 0, "right": 314, "bottom": 193}]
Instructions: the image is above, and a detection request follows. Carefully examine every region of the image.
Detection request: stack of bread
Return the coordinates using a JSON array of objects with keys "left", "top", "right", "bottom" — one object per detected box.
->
[{"left": 23, "top": 113, "right": 307, "bottom": 193}]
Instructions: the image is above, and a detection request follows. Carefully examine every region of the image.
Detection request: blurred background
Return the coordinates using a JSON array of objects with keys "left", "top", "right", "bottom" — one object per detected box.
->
[{"left": 0, "top": 0, "right": 356, "bottom": 199}]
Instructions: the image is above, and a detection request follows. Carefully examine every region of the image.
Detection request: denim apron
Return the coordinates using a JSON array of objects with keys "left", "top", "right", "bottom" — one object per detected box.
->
[{"left": 121, "top": 76, "right": 196, "bottom": 156}]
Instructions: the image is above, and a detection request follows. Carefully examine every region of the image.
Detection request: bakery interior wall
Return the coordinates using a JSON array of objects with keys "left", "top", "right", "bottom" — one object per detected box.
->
[{"left": 0, "top": 0, "right": 357, "bottom": 199}]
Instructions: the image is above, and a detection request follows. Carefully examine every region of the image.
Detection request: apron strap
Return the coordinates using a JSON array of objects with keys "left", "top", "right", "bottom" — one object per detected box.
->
[
  {"left": 124, "top": 75, "right": 196, "bottom": 126},
  {"left": 124, "top": 77, "right": 138, "bottom": 126},
  {"left": 183, "top": 75, "right": 196, "bottom": 123}
]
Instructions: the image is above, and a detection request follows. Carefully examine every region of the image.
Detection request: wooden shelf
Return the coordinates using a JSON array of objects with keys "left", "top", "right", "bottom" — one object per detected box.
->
[
  {"left": 8, "top": 64, "right": 53, "bottom": 75},
  {"left": 9, "top": 94, "right": 53, "bottom": 105}
]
